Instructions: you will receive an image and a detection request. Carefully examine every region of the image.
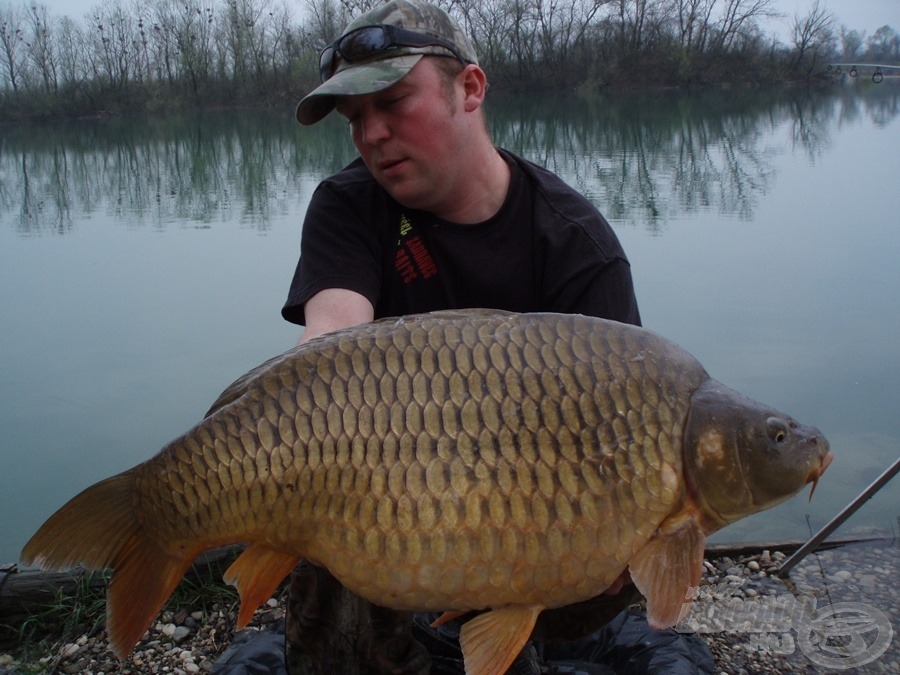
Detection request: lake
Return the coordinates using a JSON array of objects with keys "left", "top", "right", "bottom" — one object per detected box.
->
[{"left": 1, "top": 81, "right": 898, "bottom": 566}]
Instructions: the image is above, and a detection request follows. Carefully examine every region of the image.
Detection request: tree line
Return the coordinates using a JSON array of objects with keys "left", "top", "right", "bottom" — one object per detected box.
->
[{"left": 0, "top": 0, "right": 897, "bottom": 121}]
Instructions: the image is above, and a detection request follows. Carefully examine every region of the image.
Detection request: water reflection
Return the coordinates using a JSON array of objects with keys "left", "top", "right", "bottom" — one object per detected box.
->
[
  {"left": 0, "top": 113, "right": 357, "bottom": 236},
  {"left": 489, "top": 84, "right": 899, "bottom": 226},
  {"left": 0, "top": 83, "right": 897, "bottom": 236}
]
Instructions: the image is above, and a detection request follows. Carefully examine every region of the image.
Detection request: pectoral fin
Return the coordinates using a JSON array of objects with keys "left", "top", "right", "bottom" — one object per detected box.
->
[
  {"left": 223, "top": 543, "right": 300, "bottom": 629},
  {"left": 628, "top": 513, "right": 705, "bottom": 629},
  {"left": 458, "top": 604, "right": 543, "bottom": 675}
]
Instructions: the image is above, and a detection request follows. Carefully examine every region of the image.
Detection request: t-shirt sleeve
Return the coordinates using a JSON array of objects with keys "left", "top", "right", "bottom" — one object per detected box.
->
[
  {"left": 560, "top": 256, "right": 641, "bottom": 326},
  {"left": 281, "top": 181, "right": 383, "bottom": 326},
  {"left": 537, "top": 198, "right": 641, "bottom": 326}
]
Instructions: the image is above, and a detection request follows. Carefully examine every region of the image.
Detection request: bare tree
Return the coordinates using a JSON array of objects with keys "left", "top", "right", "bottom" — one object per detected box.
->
[
  {"left": 152, "top": 0, "right": 216, "bottom": 96},
  {"left": 670, "top": 0, "right": 716, "bottom": 53},
  {"left": 451, "top": 0, "right": 503, "bottom": 70},
  {"left": 789, "top": 0, "right": 836, "bottom": 75},
  {"left": 709, "top": 0, "right": 777, "bottom": 53},
  {"left": 25, "top": 2, "right": 58, "bottom": 93},
  {"left": 0, "top": 1, "right": 26, "bottom": 91},
  {"left": 88, "top": 0, "right": 140, "bottom": 90},
  {"left": 304, "top": 0, "right": 349, "bottom": 47},
  {"left": 507, "top": 0, "right": 540, "bottom": 79},
  {"left": 56, "top": 15, "right": 87, "bottom": 90},
  {"left": 532, "top": 0, "right": 608, "bottom": 73},
  {"left": 612, "top": 0, "right": 667, "bottom": 53},
  {"left": 218, "top": 0, "right": 274, "bottom": 87},
  {"left": 263, "top": 0, "right": 294, "bottom": 78}
]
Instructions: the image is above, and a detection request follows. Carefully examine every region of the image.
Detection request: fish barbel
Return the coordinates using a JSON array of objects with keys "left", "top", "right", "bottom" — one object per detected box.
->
[{"left": 21, "top": 310, "right": 833, "bottom": 674}]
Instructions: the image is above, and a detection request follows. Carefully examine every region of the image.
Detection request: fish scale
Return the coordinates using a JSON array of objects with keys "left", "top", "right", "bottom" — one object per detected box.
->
[{"left": 22, "top": 309, "right": 833, "bottom": 675}]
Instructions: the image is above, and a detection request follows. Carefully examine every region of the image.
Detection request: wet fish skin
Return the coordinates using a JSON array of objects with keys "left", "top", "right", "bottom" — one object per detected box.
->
[{"left": 21, "top": 309, "right": 832, "bottom": 675}]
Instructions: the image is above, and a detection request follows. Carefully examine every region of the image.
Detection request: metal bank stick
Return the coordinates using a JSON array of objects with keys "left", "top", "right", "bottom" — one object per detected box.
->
[{"left": 777, "top": 456, "right": 900, "bottom": 577}]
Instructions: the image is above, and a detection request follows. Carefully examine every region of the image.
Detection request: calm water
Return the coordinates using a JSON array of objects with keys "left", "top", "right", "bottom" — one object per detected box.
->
[{"left": 1, "top": 83, "right": 898, "bottom": 565}]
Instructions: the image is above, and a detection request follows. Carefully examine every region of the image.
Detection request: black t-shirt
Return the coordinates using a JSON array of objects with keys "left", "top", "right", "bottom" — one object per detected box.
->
[{"left": 282, "top": 149, "right": 640, "bottom": 326}]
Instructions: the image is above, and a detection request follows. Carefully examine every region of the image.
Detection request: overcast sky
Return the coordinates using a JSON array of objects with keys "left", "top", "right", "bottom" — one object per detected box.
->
[{"left": 25, "top": 0, "right": 900, "bottom": 43}]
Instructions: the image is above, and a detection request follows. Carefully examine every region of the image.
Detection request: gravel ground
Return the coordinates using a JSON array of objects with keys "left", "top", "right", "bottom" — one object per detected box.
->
[
  {"left": 696, "top": 539, "right": 898, "bottom": 674},
  {"left": 1, "top": 539, "right": 896, "bottom": 674}
]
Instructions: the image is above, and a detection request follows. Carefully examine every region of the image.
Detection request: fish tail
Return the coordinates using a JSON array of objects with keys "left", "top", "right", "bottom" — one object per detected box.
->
[{"left": 21, "top": 470, "right": 195, "bottom": 658}]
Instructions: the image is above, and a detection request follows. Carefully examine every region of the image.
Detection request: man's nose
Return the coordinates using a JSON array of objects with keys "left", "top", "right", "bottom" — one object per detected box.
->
[{"left": 357, "top": 109, "right": 390, "bottom": 146}]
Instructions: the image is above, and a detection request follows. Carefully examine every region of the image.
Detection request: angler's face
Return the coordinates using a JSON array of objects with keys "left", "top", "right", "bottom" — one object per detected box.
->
[{"left": 336, "top": 59, "right": 469, "bottom": 214}]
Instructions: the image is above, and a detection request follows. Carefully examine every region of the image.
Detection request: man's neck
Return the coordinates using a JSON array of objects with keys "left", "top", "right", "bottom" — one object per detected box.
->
[{"left": 434, "top": 146, "right": 511, "bottom": 224}]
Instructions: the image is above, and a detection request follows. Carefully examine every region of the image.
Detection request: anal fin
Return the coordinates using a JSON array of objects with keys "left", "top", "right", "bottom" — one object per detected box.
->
[
  {"left": 459, "top": 604, "right": 543, "bottom": 675},
  {"left": 628, "top": 513, "right": 706, "bottom": 629},
  {"left": 223, "top": 543, "right": 300, "bottom": 629}
]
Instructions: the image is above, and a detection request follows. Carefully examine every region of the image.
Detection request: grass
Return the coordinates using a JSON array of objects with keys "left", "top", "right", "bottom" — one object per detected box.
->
[
  {"left": 1, "top": 554, "right": 242, "bottom": 669},
  {"left": 2, "top": 571, "right": 107, "bottom": 667}
]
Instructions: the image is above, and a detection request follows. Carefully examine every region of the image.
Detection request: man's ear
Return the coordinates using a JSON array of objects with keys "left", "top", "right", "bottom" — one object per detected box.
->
[{"left": 460, "top": 64, "right": 488, "bottom": 112}]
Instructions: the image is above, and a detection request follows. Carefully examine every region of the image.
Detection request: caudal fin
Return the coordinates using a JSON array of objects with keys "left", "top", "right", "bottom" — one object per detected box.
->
[{"left": 21, "top": 471, "right": 196, "bottom": 659}]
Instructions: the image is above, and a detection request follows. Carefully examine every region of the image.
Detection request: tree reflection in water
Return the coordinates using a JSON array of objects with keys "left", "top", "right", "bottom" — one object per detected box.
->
[{"left": 1, "top": 83, "right": 897, "bottom": 236}]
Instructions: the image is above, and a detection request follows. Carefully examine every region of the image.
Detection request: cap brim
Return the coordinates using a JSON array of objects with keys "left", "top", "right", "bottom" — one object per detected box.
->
[{"left": 296, "top": 54, "right": 424, "bottom": 125}]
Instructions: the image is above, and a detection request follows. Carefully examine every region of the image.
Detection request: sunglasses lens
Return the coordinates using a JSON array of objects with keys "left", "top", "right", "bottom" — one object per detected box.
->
[
  {"left": 319, "top": 45, "right": 335, "bottom": 82},
  {"left": 339, "top": 27, "right": 391, "bottom": 61}
]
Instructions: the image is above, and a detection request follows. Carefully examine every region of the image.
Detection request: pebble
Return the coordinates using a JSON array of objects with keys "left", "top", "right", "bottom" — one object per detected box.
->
[
  {"left": 58, "top": 643, "right": 80, "bottom": 658},
  {"left": 172, "top": 626, "right": 192, "bottom": 643}
]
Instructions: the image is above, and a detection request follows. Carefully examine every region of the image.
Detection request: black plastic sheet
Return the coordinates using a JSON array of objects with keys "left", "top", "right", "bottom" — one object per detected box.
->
[{"left": 213, "top": 610, "right": 714, "bottom": 674}]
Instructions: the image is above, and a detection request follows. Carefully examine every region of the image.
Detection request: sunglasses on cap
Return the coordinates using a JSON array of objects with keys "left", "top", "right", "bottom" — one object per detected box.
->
[{"left": 319, "top": 24, "right": 466, "bottom": 83}]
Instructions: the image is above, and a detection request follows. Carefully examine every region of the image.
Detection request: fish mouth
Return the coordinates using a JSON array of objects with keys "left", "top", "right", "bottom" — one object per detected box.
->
[{"left": 805, "top": 450, "right": 834, "bottom": 501}]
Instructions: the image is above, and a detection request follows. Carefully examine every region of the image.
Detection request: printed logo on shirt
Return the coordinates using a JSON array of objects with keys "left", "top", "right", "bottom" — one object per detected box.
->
[{"left": 395, "top": 213, "right": 438, "bottom": 283}]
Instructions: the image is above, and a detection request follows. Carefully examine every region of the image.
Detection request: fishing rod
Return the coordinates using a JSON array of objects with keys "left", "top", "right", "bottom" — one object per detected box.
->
[
  {"left": 826, "top": 62, "right": 900, "bottom": 83},
  {"left": 777, "top": 456, "right": 900, "bottom": 577}
]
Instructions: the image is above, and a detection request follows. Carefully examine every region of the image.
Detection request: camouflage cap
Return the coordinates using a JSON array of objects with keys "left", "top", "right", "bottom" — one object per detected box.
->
[{"left": 296, "top": 0, "right": 478, "bottom": 125}]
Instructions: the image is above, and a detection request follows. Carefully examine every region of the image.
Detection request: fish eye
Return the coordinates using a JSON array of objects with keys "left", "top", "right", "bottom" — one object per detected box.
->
[{"left": 766, "top": 417, "right": 789, "bottom": 444}]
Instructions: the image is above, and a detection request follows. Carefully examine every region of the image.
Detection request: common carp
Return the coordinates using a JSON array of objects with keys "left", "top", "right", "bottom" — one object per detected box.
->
[{"left": 22, "top": 310, "right": 832, "bottom": 674}]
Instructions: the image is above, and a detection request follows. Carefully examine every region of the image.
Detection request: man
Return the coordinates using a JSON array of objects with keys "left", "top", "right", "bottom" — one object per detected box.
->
[
  {"left": 283, "top": 0, "right": 640, "bottom": 338},
  {"left": 280, "top": 1, "right": 652, "bottom": 672}
]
